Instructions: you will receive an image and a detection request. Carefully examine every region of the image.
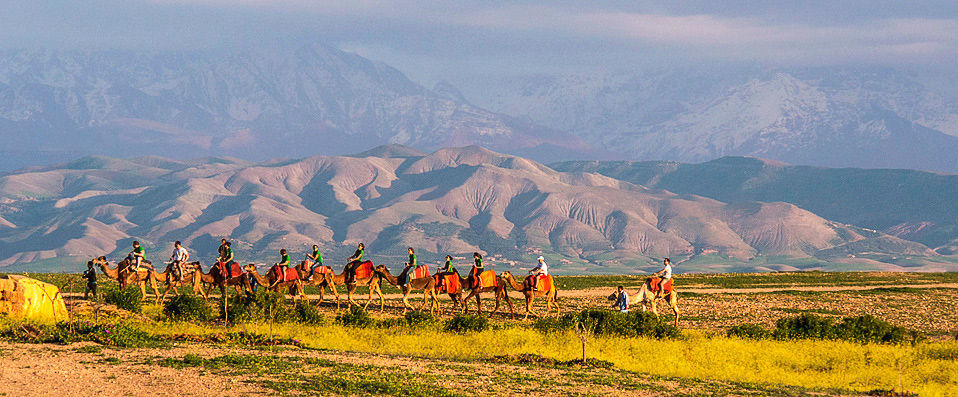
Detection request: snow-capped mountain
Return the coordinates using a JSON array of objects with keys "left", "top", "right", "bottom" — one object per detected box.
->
[
  {"left": 466, "top": 68, "right": 958, "bottom": 172},
  {"left": 0, "top": 45, "right": 595, "bottom": 171}
]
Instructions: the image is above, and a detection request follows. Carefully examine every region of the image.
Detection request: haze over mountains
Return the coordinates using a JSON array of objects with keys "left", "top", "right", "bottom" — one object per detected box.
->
[
  {"left": 2, "top": 46, "right": 958, "bottom": 172},
  {"left": 465, "top": 69, "right": 958, "bottom": 172},
  {"left": 0, "top": 45, "right": 593, "bottom": 171},
  {"left": 1, "top": 146, "right": 953, "bottom": 274}
]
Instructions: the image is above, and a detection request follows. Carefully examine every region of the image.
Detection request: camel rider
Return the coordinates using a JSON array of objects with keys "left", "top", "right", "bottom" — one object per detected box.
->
[
  {"left": 528, "top": 256, "right": 548, "bottom": 291},
  {"left": 306, "top": 245, "right": 324, "bottom": 280},
  {"left": 344, "top": 243, "right": 365, "bottom": 284},
  {"left": 272, "top": 249, "right": 291, "bottom": 288},
  {"left": 470, "top": 252, "right": 484, "bottom": 288},
  {"left": 435, "top": 255, "right": 455, "bottom": 290},
  {"left": 216, "top": 239, "right": 228, "bottom": 263},
  {"left": 169, "top": 241, "right": 189, "bottom": 282},
  {"left": 399, "top": 247, "right": 416, "bottom": 287},
  {"left": 128, "top": 241, "right": 146, "bottom": 271},
  {"left": 652, "top": 258, "right": 673, "bottom": 293},
  {"left": 83, "top": 261, "right": 97, "bottom": 299},
  {"left": 222, "top": 241, "right": 235, "bottom": 265}
]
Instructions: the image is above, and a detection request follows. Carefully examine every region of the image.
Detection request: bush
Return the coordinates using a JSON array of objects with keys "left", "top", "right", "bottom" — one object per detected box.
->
[
  {"left": 403, "top": 311, "right": 439, "bottom": 328},
  {"left": 104, "top": 288, "right": 143, "bottom": 314},
  {"left": 727, "top": 314, "right": 924, "bottom": 345},
  {"left": 443, "top": 314, "right": 488, "bottom": 333},
  {"left": 164, "top": 294, "right": 212, "bottom": 322},
  {"left": 294, "top": 302, "right": 326, "bottom": 325},
  {"left": 568, "top": 309, "right": 680, "bottom": 339},
  {"left": 0, "top": 319, "right": 161, "bottom": 348},
  {"left": 223, "top": 290, "right": 293, "bottom": 323},
  {"left": 532, "top": 316, "right": 576, "bottom": 334},
  {"left": 336, "top": 306, "right": 376, "bottom": 328},
  {"left": 727, "top": 324, "right": 772, "bottom": 339}
]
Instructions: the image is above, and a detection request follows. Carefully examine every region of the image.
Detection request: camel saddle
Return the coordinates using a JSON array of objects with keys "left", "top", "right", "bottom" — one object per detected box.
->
[
  {"left": 215, "top": 261, "right": 243, "bottom": 278},
  {"left": 412, "top": 264, "right": 430, "bottom": 279},
  {"left": 478, "top": 270, "right": 497, "bottom": 288},
  {"left": 526, "top": 274, "right": 554, "bottom": 292},
  {"left": 434, "top": 273, "right": 461, "bottom": 294},
  {"left": 648, "top": 277, "right": 674, "bottom": 295},
  {"left": 270, "top": 265, "right": 300, "bottom": 283},
  {"left": 353, "top": 261, "right": 374, "bottom": 279},
  {"left": 313, "top": 265, "right": 333, "bottom": 276}
]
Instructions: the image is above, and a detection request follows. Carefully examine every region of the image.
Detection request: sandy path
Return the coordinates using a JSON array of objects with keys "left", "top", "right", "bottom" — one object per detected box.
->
[{"left": 535, "top": 282, "right": 958, "bottom": 298}]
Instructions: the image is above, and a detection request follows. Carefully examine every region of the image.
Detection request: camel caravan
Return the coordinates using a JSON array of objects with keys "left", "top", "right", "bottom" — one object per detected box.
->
[{"left": 87, "top": 240, "right": 679, "bottom": 323}]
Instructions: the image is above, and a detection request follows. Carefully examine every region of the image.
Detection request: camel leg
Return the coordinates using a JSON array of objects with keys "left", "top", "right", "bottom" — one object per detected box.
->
[
  {"left": 650, "top": 299, "right": 659, "bottom": 316},
  {"left": 475, "top": 294, "right": 483, "bottom": 315},
  {"left": 331, "top": 283, "right": 341, "bottom": 310},
  {"left": 503, "top": 292, "right": 516, "bottom": 320},
  {"left": 489, "top": 294, "right": 501, "bottom": 317},
  {"left": 376, "top": 284, "right": 385, "bottom": 313},
  {"left": 670, "top": 292, "right": 679, "bottom": 326}
]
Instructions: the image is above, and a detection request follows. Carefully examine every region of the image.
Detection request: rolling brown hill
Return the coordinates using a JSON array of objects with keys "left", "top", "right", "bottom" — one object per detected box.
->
[{"left": 0, "top": 146, "right": 951, "bottom": 274}]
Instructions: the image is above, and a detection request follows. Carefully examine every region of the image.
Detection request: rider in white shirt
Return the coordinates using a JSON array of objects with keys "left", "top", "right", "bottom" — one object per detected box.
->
[
  {"left": 529, "top": 256, "right": 549, "bottom": 290},
  {"left": 653, "top": 257, "right": 672, "bottom": 293},
  {"left": 169, "top": 241, "right": 189, "bottom": 281}
]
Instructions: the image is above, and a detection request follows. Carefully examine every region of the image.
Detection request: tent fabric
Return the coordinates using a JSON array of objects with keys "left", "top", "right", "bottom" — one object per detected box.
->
[{"left": 0, "top": 275, "right": 69, "bottom": 322}]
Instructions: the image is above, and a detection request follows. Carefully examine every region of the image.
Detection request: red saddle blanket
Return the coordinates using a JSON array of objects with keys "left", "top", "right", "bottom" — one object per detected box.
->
[
  {"left": 649, "top": 278, "right": 674, "bottom": 294},
  {"left": 216, "top": 261, "right": 244, "bottom": 278},
  {"left": 354, "top": 261, "right": 374, "bottom": 279},
  {"left": 270, "top": 265, "right": 300, "bottom": 282},
  {"left": 434, "top": 274, "right": 462, "bottom": 294},
  {"left": 313, "top": 265, "right": 333, "bottom": 276},
  {"left": 526, "top": 275, "right": 554, "bottom": 292},
  {"left": 412, "top": 265, "right": 430, "bottom": 279}
]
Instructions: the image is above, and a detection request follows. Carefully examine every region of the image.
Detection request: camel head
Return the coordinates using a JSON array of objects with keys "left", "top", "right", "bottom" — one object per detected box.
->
[
  {"left": 607, "top": 292, "right": 617, "bottom": 301},
  {"left": 373, "top": 264, "right": 390, "bottom": 275},
  {"left": 500, "top": 271, "right": 513, "bottom": 279},
  {"left": 243, "top": 263, "right": 257, "bottom": 273}
]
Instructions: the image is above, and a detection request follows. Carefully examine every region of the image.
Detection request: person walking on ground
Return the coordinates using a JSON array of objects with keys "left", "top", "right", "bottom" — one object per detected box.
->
[
  {"left": 305, "top": 244, "right": 323, "bottom": 280},
  {"left": 83, "top": 261, "right": 97, "bottom": 299},
  {"left": 612, "top": 285, "right": 629, "bottom": 313},
  {"left": 169, "top": 241, "right": 189, "bottom": 282},
  {"left": 344, "top": 243, "right": 365, "bottom": 284}
]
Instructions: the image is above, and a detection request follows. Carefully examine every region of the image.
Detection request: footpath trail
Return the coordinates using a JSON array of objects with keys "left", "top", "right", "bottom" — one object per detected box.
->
[{"left": 542, "top": 282, "right": 958, "bottom": 299}]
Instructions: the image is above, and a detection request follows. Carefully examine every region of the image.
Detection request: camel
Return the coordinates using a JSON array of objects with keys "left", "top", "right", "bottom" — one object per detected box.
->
[
  {"left": 456, "top": 268, "right": 515, "bottom": 319},
  {"left": 91, "top": 256, "right": 160, "bottom": 301},
  {"left": 156, "top": 262, "right": 208, "bottom": 301},
  {"left": 632, "top": 278, "right": 679, "bottom": 326},
  {"left": 343, "top": 262, "right": 386, "bottom": 311},
  {"left": 374, "top": 265, "right": 440, "bottom": 315},
  {"left": 206, "top": 262, "right": 253, "bottom": 300},
  {"left": 500, "top": 271, "right": 559, "bottom": 319},
  {"left": 243, "top": 264, "right": 306, "bottom": 302},
  {"left": 294, "top": 261, "right": 341, "bottom": 309}
]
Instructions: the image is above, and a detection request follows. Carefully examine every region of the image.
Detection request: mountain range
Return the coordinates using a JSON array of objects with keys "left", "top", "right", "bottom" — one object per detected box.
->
[
  {"left": 3, "top": 47, "right": 958, "bottom": 173},
  {"left": 1, "top": 146, "right": 953, "bottom": 274},
  {"left": 464, "top": 68, "right": 958, "bottom": 172},
  {"left": 0, "top": 45, "right": 595, "bottom": 171}
]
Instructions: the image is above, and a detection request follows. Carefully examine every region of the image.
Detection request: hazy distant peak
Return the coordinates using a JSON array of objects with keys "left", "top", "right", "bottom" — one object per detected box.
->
[{"left": 350, "top": 144, "right": 427, "bottom": 159}]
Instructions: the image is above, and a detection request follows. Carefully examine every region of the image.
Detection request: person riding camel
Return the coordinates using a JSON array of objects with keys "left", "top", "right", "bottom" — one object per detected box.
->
[
  {"left": 398, "top": 247, "right": 416, "bottom": 287},
  {"left": 344, "top": 243, "right": 365, "bottom": 285},
  {"left": 435, "top": 255, "right": 455, "bottom": 289},
  {"left": 305, "top": 244, "right": 324, "bottom": 281},
  {"left": 652, "top": 257, "right": 673, "bottom": 294},
  {"left": 469, "top": 252, "right": 484, "bottom": 288},
  {"left": 169, "top": 241, "right": 189, "bottom": 282},
  {"left": 216, "top": 239, "right": 229, "bottom": 264},
  {"left": 222, "top": 241, "right": 235, "bottom": 265},
  {"left": 528, "top": 256, "right": 549, "bottom": 291},
  {"left": 271, "top": 249, "right": 291, "bottom": 288},
  {"left": 128, "top": 241, "right": 146, "bottom": 271}
]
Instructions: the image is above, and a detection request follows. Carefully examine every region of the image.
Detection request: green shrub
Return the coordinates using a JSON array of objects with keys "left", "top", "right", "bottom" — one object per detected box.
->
[
  {"left": 164, "top": 294, "right": 212, "bottom": 322},
  {"left": 224, "top": 290, "right": 293, "bottom": 323},
  {"left": 773, "top": 313, "right": 835, "bottom": 340},
  {"left": 834, "top": 315, "right": 922, "bottom": 345},
  {"left": 104, "top": 288, "right": 143, "bottom": 314},
  {"left": 532, "top": 315, "right": 576, "bottom": 333},
  {"left": 0, "top": 320, "right": 161, "bottom": 348},
  {"left": 336, "top": 306, "right": 376, "bottom": 328},
  {"left": 403, "top": 311, "right": 439, "bottom": 328},
  {"left": 443, "top": 314, "right": 488, "bottom": 333},
  {"left": 294, "top": 302, "right": 326, "bottom": 325},
  {"left": 727, "top": 324, "right": 772, "bottom": 339},
  {"left": 569, "top": 309, "right": 680, "bottom": 339}
]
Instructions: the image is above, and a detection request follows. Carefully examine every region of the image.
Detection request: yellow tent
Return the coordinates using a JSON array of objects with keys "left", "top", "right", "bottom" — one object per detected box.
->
[{"left": 0, "top": 275, "right": 69, "bottom": 322}]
